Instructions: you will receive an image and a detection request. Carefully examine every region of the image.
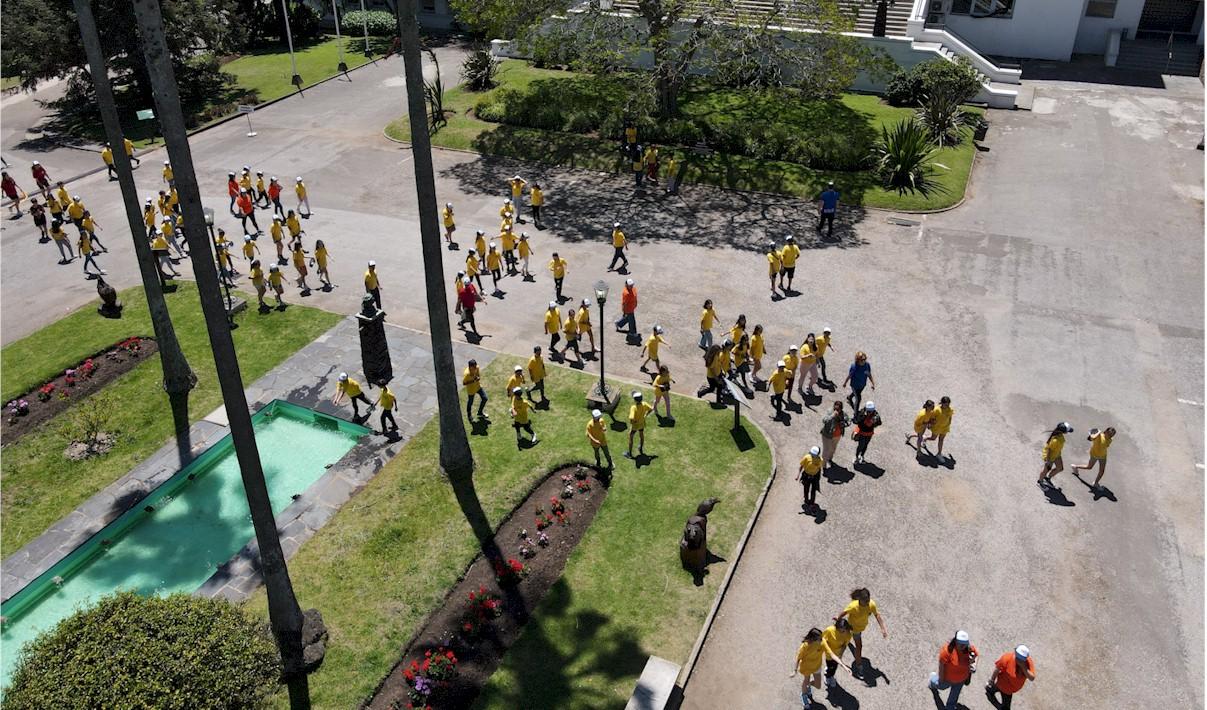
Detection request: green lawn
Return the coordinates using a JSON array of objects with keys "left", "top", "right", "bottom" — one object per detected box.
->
[
  {"left": 0, "top": 283, "right": 341, "bottom": 558},
  {"left": 221, "top": 35, "right": 392, "bottom": 108},
  {"left": 386, "top": 60, "right": 979, "bottom": 211},
  {"left": 1, "top": 76, "right": 19, "bottom": 92},
  {"left": 247, "top": 357, "right": 772, "bottom": 708}
]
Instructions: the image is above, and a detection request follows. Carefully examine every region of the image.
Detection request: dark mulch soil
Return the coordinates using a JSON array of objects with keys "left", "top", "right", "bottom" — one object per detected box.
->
[
  {"left": 366, "top": 464, "right": 610, "bottom": 710},
  {"left": 0, "top": 337, "right": 158, "bottom": 446}
]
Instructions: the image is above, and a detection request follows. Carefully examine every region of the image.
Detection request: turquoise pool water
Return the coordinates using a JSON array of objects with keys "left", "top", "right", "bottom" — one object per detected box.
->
[{"left": 0, "top": 401, "right": 368, "bottom": 690}]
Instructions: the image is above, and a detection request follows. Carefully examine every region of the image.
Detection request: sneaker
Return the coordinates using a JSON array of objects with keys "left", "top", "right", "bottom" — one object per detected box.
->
[
  {"left": 530, "top": 437, "right": 539, "bottom": 444},
  {"left": 623, "top": 451, "right": 633, "bottom": 459}
]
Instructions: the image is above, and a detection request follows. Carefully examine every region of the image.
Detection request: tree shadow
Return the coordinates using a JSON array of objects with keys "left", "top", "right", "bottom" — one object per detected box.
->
[
  {"left": 168, "top": 390, "right": 192, "bottom": 469},
  {"left": 480, "top": 578, "right": 648, "bottom": 709}
]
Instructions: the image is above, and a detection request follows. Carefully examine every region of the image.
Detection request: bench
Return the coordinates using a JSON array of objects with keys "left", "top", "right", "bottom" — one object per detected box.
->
[{"left": 624, "top": 656, "right": 682, "bottom": 710}]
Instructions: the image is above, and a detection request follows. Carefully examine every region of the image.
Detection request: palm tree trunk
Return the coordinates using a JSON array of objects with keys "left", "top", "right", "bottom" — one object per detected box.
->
[
  {"left": 127, "top": 1, "right": 312, "bottom": 706},
  {"left": 72, "top": 0, "right": 197, "bottom": 444},
  {"left": 394, "top": 0, "right": 474, "bottom": 480}
]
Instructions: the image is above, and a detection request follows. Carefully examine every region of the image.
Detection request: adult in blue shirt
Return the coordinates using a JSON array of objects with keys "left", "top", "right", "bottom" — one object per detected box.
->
[
  {"left": 817, "top": 181, "right": 840, "bottom": 238},
  {"left": 842, "top": 350, "right": 875, "bottom": 411}
]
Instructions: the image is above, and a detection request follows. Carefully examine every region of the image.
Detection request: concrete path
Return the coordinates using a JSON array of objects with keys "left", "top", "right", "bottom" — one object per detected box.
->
[{"left": 0, "top": 47, "right": 1201, "bottom": 710}]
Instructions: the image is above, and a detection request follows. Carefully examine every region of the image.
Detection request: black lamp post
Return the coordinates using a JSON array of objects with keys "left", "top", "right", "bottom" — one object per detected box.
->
[{"left": 594, "top": 280, "right": 610, "bottom": 399}]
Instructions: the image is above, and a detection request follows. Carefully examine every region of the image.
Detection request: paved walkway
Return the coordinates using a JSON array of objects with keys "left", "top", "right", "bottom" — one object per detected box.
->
[
  {"left": 1, "top": 318, "right": 492, "bottom": 603},
  {"left": 0, "top": 47, "right": 1201, "bottom": 709}
]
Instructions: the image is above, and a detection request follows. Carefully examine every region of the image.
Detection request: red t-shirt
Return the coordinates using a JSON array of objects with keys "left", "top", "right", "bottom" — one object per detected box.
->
[
  {"left": 268, "top": 183, "right": 282, "bottom": 199},
  {"left": 237, "top": 195, "right": 254, "bottom": 215},
  {"left": 458, "top": 285, "right": 479, "bottom": 310},
  {"left": 228, "top": 179, "right": 239, "bottom": 197},
  {"left": 621, "top": 287, "right": 637, "bottom": 314},
  {"left": 32, "top": 165, "right": 48, "bottom": 183},
  {"left": 994, "top": 652, "right": 1034, "bottom": 694}
]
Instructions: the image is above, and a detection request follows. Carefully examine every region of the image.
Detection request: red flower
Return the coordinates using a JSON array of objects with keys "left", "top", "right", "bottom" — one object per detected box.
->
[{"left": 446, "top": 650, "right": 455, "bottom": 659}]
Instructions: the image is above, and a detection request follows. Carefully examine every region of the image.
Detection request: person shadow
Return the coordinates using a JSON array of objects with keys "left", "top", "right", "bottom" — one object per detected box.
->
[
  {"left": 1040, "top": 483, "right": 1075, "bottom": 507},
  {"left": 1072, "top": 472, "right": 1118, "bottom": 502},
  {"left": 825, "top": 681, "right": 861, "bottom": 709},
  {"left": 470, "top": 418, "right": 491, "bottom": 436},
  {"left": 771, "top": 410, "right": 792, "bottom": 426},
  {"left": 656, "top": 414, "right": 676, "bottom": 428},
  {"left": 823, "top": 464, "right": 855, "bottom": 485},
  {"left": 855, "top": 657, "right": 889, "bottom": 688},
  {"left": 688, "top": 550, "right": 728, "bottom": 587},
  {"left": 930, "top": 686, "right": 972, "bottom": 710},
  {"left": 534, "top": 398, "right": 552, "bottom": 411},
  {"left": 799, "top": 503, "right": 828, "bottom": 524},
  {"left": 853, "top": 460, "right": 885, "bottom": 479},
  {"left": 633, "top": 452, "right": 658, "bottom": 468},
  {"left": 463, "top": 331, "right": 488, "bottom": 345}
]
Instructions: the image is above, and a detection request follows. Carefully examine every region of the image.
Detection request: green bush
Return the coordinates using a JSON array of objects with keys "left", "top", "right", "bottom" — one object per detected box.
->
[
  {"left": 289, "top": 3, "right": 324, "bottom": 42},
  {"left": 5, "top": 592, "right": 281, "bottom": 709},
  {"left": 873, "top": 118, "right": 945, "bottom": 196},
  {"left": 886, "top": 58, "right": 983, "bottom": 107},
  {"left": 342, "top": 9, "right": 396, "bottom": 37},
  {"left": 461, "top": 48, "right": 499, "bottom": 91}
]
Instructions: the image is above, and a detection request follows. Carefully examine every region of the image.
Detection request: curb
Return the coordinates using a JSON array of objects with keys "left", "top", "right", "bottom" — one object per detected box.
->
[{"left": 673, "top": 415, "right": 779, "bottom": 703}]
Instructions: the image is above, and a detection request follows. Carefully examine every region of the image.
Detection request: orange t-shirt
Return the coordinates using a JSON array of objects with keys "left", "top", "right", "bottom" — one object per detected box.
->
[
  {"left": 994, "top": 653, "right": 1034, "bottom": 694},
  {"left": 939, "top": 643, "right": 978, "bottom": 684},
  {"left": 621, "top": 287, "right": 638, "bottom": 314}
]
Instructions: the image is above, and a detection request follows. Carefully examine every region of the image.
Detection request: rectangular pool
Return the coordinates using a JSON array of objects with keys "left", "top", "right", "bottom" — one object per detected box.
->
[{"left": 0, "top": 400, "right": 369, "bottom": 689}]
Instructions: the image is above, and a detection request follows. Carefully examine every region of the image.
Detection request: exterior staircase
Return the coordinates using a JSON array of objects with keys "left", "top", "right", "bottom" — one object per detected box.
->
[
  {"left": 843, "top": 1, "right": 912, "bottom": 36},
  {"left": 1115, "top": 37, "right": 1203, "bottom": 76}
]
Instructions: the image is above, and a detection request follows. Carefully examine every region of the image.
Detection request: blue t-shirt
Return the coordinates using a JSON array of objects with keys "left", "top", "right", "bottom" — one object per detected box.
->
[
  {"left": 820, "top": 189, "right": 840, "bottom": 213},
  {"left": 848, "top": 361, "right": 871, "bottom": 390}
]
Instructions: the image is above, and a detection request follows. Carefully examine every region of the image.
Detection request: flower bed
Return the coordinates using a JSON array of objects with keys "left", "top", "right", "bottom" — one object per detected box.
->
[
  {"left": 369, "top": 464, "right": 609, "bottom": 710},
  {"left": 1, "top": 337, "right": 157, "bottom": 445}
]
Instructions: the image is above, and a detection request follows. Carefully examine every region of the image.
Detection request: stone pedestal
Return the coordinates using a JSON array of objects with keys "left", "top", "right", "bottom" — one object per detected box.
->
[{"left": 585, "top": 381, "right": 622, "bottom": 416}]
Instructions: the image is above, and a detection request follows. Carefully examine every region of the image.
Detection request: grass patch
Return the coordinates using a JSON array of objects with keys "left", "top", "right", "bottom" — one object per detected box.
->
[
  {"left": 0, "top": 283, "right": 341, "bottom": 558},
  {"left": 1, "top": 76, "right": 19, "bottom": 92},
  {"left": 386, "top": 60, "right": 979, "bottom": 211},
  {"left": 246, "top": 358, "right": 772, "bottom": 708},
  {"left": 221, "top": 35, "right": 393, "bottom": 107}
]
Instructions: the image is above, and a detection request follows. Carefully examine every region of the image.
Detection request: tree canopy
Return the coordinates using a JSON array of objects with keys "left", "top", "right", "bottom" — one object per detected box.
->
[{"left": 450, "top": 0, "right": 895, "bottom": 116}]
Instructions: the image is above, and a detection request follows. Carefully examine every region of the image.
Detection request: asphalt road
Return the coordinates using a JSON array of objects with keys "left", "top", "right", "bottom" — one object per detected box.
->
[{"left": 0, "top": 49, "right": 1201, "bottom": 710}]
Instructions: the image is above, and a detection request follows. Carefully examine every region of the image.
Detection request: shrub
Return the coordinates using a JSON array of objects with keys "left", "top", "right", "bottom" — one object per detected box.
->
[
  {"left": 872, "top": 119, "right": 946, "bottom": 196},
  {"left": 341, "top": 9, "right": 395, "bottom": 37},
  {"left": 461, "top": 48, "right": 499, "bottom": 91},
  {"left": 916, "top": 93, "right": 982, "bottom": 145},
  {"left": 5, "top": 592, "right": 281, "bottom": 709},
  {"left": 288, "top": 3, "right": 324, "bottom": 43},
  {"left": 886, "top": 58, "right": 983, "bottom": 107}
]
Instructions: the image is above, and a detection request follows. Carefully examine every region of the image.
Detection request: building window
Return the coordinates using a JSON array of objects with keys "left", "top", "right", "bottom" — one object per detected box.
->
[
  {"left": 422, "top": 0, "right": 436, "bottom": 11},
  {"left": 949, "top": 0, "right": 1015, "bottom": 17},
  {"left": 1085, "top": 0, "right": 1117, "bottom": 18}
]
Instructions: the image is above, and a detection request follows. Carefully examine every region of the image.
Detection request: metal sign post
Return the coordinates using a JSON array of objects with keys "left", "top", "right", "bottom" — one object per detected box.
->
[{"left": 238, "top": 104, "right": 257, "bottom": 137}]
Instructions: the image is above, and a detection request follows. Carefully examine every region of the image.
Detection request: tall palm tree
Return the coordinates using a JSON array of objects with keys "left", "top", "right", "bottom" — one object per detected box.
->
[
  {"left": 127, "top": 0, "right": 313, "bottom": 706},
  {"left": 72, "top": 0, "right": 197, "bottom": 456},
  {"left": 394, "top": 0, "right": 475, "bottom": 481}
]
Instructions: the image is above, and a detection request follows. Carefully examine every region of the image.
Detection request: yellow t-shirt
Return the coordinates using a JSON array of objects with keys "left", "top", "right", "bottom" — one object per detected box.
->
[
  {"left": 81, "top": 217, "right": 96, "bottom": 234},
  {"left": 506, "top": 373, "right": 525, "bottom": 394},
  {"left": 442, "top": 207, "right": 455, "bottom": 227},
  {"left": 654, "top": 372, "right": 671, "bottom": 392},
  {"left": 768, "top": 368, "right": 788, "bottom": 394},
  {"left": 123, "top": 138, "right": 134, "bottom": 156},
  {"left": 462, "top": 367, "right": 481, "bottom": 394},
  {"left": 629, "top": 401, "right": 653, "bottom": 429},
  {"left": 767, "top": 251, "right": 781, "bottom": 274},
  {"left": 295, "top": 182, "right": 307, "bottom": 199},
  {"left": 795, "top": 641, "right": 826, "bottom": 675},
  {"left": 700, "top": 307, "right": 716, "bottom": 330},
  {"left": 586, "top": 418, "right": 607, "bottom": 447},
  {"left": 286, "top": 215, "right": 302, "bottom": 237},
  {"left": 577, "top": 307, "right": 591, "bottom": 328},
  {"left": 1043, "top": 433, "right": 1066, "bottom": 461},
  {"left": 780, "top": 244, "right": 801, "bottom": 267},
  {"left": 799, "top": 343, "right": 817, "bottom": 367},
  {"left": 144, "top": 207, "right": 156, "bottom": 228},
  {"left": 530, "top": 187, "right": 544, "bottom": 206},
  {"left": 271, "top": 222, "right": 284, "bottom": 243},
  {"left": 751, "top": 334, "right": 765, "bottom": 360},
  {"left": 815, "top": 333, "right": 831, "bottom": 357},
  {"left": 783, "top": 352, "right": 799, "bottom": 372},
  {"left": 465, "top": 254, "right": 480, "bottom": 276},
  {"left": 914, "top": 409, "right": 936, "bottom": 434},
  {"left": 548, "top": 258, "right": 567, "bottom": 278},
  {"left": 476, "top": 233, "right": 488, "bottom": 255},
  {"left": 733, "top": 342, "right": 748, "bottom": 366},
  {"left": 486, "top": 251, "right": 502, "bottom": 271},
  {"left": 544, "top": 309, "right": 560, "bottom": 334},
  {"left": 250, "top": 266, "right": 265, "bottom": 287},
  {"left": 707, "top": 356, "right": 725, "bottom": 378},
  {"left": 315, "top": 246, "right": 328, "bottom": 270},
  {"left": 292, "top": 249, "right": 306, "bottom": 269},
  {"left": 511, "top": 395, "right": 531, "bottom": 424},
  {"left": 365, "top": 269, "right": 379, "bottom": 290},
  {"left": 101, "top": 147, "right": 114, "bottom": 165},
  {"left": 150, "top": 234, "right": 168, "bottom": 250},
  {"left": 527, "top": 355, "right": 546, "bottom": 381},
  {"left": 67, "top": 201, "right": 85, "bottom": 220},
  {"left": 1089, "top": 432, "right": 1112, "bottom": 459},
  {"left": 563, "top": 314, "right": 579, "bottom": 338},
  {"left": 79, "top": 233, "right": 93, "bottom": 254},
  {"left": 612, "top": 229, "right": 627, "bottom": 248},
  {"left": 518, "top": 239, "right": 531, "bottom": 258},
  {"left": 56, "top": 187, "right": 70, "bottom": 206},
  {"left": 509, "top": 178, "right": 525, "bottom": 198},
  {"left": 268, "top": 270, "right": 283, "bottom": 288},
  {"left": 843, "top": 599, "right": 878, "bottom": 633},
  {"left": 932, "top": 406, "right": 954, "bottom": 435},
  {"left": 799, "top": 453, "right": 822, "bottom": 476},
  {"left": 378, "top": 388, "right": 396, "bottom": 409},
  {"left": 501, "top": 231, "right": 516, "bottom": 251},
  {"left": 242, "top": 241, "right": 257, "bottom": 259},
  {"left": 823, "top": 625, "right": 852, "bottom": 657},
  {"left": 338, "top": 378, "right": 363, "bottom": 398},
  {"left": 625, "top": 126, "right": 637, "bottom": 143},
  {"left": 645, "top": 334, "right": 663, "bottom": 359}
]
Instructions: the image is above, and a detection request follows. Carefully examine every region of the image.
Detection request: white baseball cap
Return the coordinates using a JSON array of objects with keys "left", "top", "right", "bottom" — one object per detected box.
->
[
  {"left": 823, "top": 326, "right": 832, "bottom": 333},
  {"left": 339, "top": 372, "right": 348, "bottom": 381},
  {"left": 789, "top": 345, "right": 798, "bottom": 351},
  {"left": 243, "top": 235, "right": 252, "bottom": 242},
  {"left": 592, "top": 409, "right": 603, "bottom": 419},
  {"left": 445, "top": 202, "right": 452, "bottom": 209},
  {"left": 368, "top": 260, "right": 376, "bottom": 267},
  {"left": 632, "top": 391, "right": 642, "bottom": 400},
  {"left": 164, "top": 160, "right": 170, "bottom": 165},
  {"left": 777, "top": 360, "right": 786, "bottom": 368},
  {"left": 614, "top": 221, "right": 621, "bottom": 228},
  {"left": 625, "top": 278, "right": 634, "bottom": 286},
  {"left": 654, "top": 325, "right": 663, "bottom": 334},
  {"left": 514, "top": 365, "right": 523, "bottom": 372},
  {"left": 809, "top": 446, "right": 820, "bottom": 455},
  {"left": 865, "top": 401, "right": 875, "bottom": 411},
  {"left": 512, "top": 387, "right": 522, "bottom": 395},
  {"left": 31, "top": 160, "right": 39, "bottom": 165},
  {"left": 956, "top": 630, "right": 970, "bottom": 644},
  {"left": 582, "top": 298, "right": 590, "bottom": 306},
  {"left": 296, "top": 176, "right": 303, "bottom": 182},
  {"left": 269, "top": 264, "right": 280, "bottom": 271},
  {"left": 549, "top": 301, "right": 558, "bottom": 309},
  {"left": 489, "top": 241, "right": 496, "bottom": 248},
  {"left": 1015, "top": 645, "right": 1030, "bottom": 659},
  {"left": 785, "top": 234, "right": 795, "bottom": 242}
]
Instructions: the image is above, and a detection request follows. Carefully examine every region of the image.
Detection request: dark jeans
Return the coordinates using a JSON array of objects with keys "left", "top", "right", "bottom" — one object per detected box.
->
[
  {"left": 271, "top": 197, "right": 285, "bottom": 219},
  {"left": 615, "top": 312, "right": 636, "bottom": 335},
  {"left": 802, "top": 474, "right": 820, "bottom": 506},
  {"left": 549, "top": 332, "right": 561, "bottom": 351},
  {"left": 855, "top": 435, "right": 872, "bottom": 459},
  {"left": 847, "top": 385, "right": 865, "bottom": 412},
  {"left": 825, "top": 659, "right": 840, "bottom": 678},
  {"left": 986, "top": 686, "right": 1014, "bottom": 709},
  {"left": 380, "top": 409, "right": 397, "bottom": 431},
  {"left": 529, "top": 378, "right": 545, "bottom": 401},
  {"left": 554, "top": 277, "right": 564, "bottom": 300},
  {"left": 818, "top": 356, "right": 828, "bottom": 382},
  {"left": 531, "top": 205, "right": 543, "bottom": 226},
  {"left": 349, "top": 392, "right": 372, "bottom": 415},
  {"left": 240, "top": 211, "right": 260, "bottom": 233},
  {"left": 513, "top": 421, "right": 533, "bottom": 439},
  {"left": 771, "top": 391, "right": 784, "bottom": 417},
  {"left": 818, "top": 211, "right": 835, "bottom": 236},
  {"left": 368, "top": 287, "right": 381, "bottom": 310},
  {"left": 106, "top": 165, "right": 117, "bottom": 179},
  {"left": 256, "top": 189, "right": 271, "bottom": 207},
  {"left": 467, "top": 390, "right": 488, "bottom": 417},
  {"left": 229, "top": 194, "right": 238, "bottom": 213},
  {"left": 609, "top": 247, "right": 628, "bottom": 270},
  {"left": 461, "top": 307, "right": 477, "bottom": 334}
]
